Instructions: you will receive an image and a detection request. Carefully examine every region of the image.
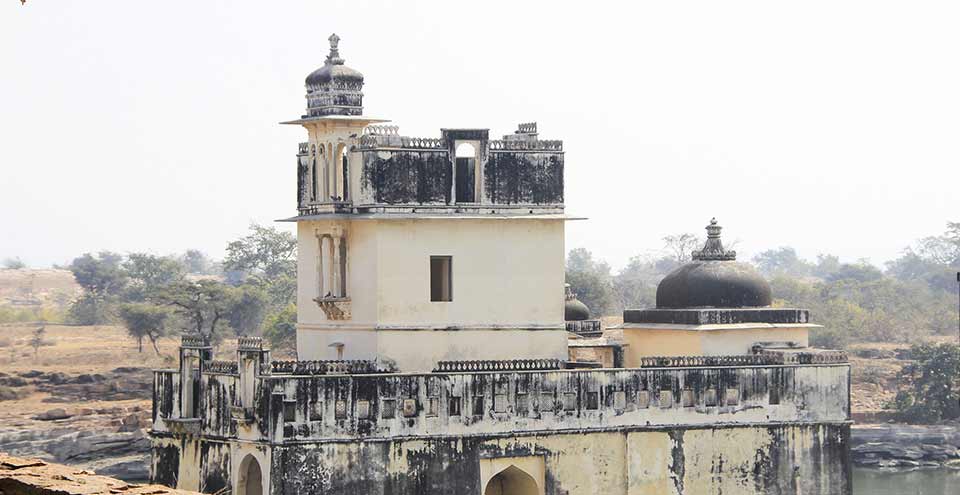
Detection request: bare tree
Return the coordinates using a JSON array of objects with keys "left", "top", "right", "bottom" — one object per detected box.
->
[{"left": 662, "top": 233, "right": 701, "bottom": 263}]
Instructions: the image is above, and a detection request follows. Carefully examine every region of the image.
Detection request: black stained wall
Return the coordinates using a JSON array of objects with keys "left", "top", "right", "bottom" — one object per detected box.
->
[
  {"left": 267, "top": 424, "right": 850, "bottom": 495},
  {"left": 361, "top": 150, "right": 451, "bottom": 204},
  {"left": 484, "top": 151, "right": 563, "bottom": 205}
]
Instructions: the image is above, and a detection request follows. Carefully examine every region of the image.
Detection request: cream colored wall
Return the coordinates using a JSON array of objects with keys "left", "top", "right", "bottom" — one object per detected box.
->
[
  {"left": 373, "top": 218, "right": 565, "bottom": 326},
  {"left": 297, "top": 217, "right": 567, "bottom": 370},
  {"left": 621, "top": 325, "right": 810, "bottom": 365},
  {"left": 621, "top": 329, "right": 703, "bottom": 367},
  {"left": 377, "top": 329, "right": 567, "bottom": 372}
]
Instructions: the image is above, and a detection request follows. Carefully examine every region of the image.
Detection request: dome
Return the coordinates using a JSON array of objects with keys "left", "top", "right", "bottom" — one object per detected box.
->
[
  {"left": 303, "top": 34, "right": 364, "bottom": 118},
  {"left": 565, "top": 298, "right": 591, "bottom": 321},
  {"left": 655, "top": 219, "right": 772, "bottom": 309},
  {"left": 305, "top": 62, "right": 364, "bottom": 86}
]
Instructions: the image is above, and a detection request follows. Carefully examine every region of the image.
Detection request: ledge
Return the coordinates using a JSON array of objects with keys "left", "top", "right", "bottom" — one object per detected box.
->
[{"left": 624, "top": 308, "right": 810, "bottom": 325}]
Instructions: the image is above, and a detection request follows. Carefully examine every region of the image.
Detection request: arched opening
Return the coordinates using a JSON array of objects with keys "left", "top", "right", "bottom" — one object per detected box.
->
[
  {"left": 483, "top": 465, "right": 539, "bottom": 495},
  {"left": 455, "top": 142, "right": 477, "bottom": 203},
  {"left": 237, "top": 454, "right": 263, "bottom": 495},
  {"left": 334, "top": 143, "right": 348, "bottom": 202}
]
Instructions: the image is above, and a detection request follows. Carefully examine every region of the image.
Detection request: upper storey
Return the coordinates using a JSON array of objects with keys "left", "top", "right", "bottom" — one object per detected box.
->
[{"left": 285, "top": 35, "right": 565, "bottom": 218}]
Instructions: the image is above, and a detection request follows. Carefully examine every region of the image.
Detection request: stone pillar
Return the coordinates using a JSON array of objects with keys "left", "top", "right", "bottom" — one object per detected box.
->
[
  {"left": 332, "top": 233, "right": 342, "bottom": 297},
  {"left": 321, "top": 235, "right": 333, "bottom": 298}
]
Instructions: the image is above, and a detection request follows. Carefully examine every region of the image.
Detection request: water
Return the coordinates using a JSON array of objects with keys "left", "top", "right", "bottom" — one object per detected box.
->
[{"left": 853, "top": 467, "right": 960, "bottom": 495}]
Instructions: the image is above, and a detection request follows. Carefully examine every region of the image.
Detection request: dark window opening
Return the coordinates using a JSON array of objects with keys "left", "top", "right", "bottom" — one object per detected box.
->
[
  {"left": 455, "top": 142, "right": 477, "bottom": 203},
  {"left": 430, "top": 256, "right": 452, "bottom": 302}
]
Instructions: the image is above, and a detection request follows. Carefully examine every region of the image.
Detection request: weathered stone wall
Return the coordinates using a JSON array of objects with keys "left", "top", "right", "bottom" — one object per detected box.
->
[
  {"left": 153, "top": 365, "right": 848, "bottom": 443},
  {"left": 484, "top": 151, "right": 563, "bottom": 205},
  {"left": 266, "top": 423, "right": 849, "bottom": 494}
]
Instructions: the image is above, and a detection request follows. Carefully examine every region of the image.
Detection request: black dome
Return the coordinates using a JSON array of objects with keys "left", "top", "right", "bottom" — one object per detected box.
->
[
  {"left": 655, "top": 218, "right": 772, "bottom": 309},
  {"left": 565, "top": 298, "right": 591, "bottom": 321},
  {"left": 656, "top": 261, "right": 771, "bottom": 309},
  {"left": 305, "top": 63, "right": 363, "bottom": 86}
]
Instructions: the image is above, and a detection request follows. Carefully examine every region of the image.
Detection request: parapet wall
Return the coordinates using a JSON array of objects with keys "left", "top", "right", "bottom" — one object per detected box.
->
[{"left": 152, "top": 363, "right": 849, "bottom": 444}]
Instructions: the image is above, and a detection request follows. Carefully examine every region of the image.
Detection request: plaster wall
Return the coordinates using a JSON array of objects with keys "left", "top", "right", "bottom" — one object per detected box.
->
[
  {"left": 296, "top": 217, "right": 567, "bottom": 369},
  {"left": 264, "top": 423, "right": 849, "bottom": 494},
  {"left": 621, "top": 325, "right": 810, "bottom": 366}
]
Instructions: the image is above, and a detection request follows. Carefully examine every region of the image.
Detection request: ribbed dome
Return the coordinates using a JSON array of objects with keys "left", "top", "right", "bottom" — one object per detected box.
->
[
  {"left": 565, "top": 298, "right": 591, "bottom": 321},
  {"left": 303, "top": 34, "right": 364, "bottom": 118},
  {"left": 305, "top": 63, "right": 363, "bottom": 86},
  {"left": 655, "top": 219, "right": 772, "bottom": 309}
]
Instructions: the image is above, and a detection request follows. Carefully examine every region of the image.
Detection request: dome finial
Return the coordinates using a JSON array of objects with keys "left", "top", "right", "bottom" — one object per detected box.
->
[
  {"left": 326, "top": 33, "right": 344, "bottom": 65},
  {"left": 692, "top": 218, "right": 736, "bottom": 261}
]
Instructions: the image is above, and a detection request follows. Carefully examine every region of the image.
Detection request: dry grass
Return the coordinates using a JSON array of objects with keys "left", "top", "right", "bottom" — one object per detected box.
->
[{"left": 0, "top": 324, "right": 182, "bottom": 374}]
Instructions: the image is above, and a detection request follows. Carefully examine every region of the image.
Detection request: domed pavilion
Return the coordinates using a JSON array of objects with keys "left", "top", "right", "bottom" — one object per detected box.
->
[{"left": 618, "top": 218, "right": 820, "bottom": 366}]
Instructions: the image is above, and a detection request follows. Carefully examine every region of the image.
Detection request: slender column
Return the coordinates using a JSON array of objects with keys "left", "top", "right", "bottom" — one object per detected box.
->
[
  {"left": 321, "top": 236, "right": 334, "bottom": 298},
  {"left": 332, "top": 234, "right": 342, "bottom": 297},
  {"left": 315, "top": 231, "right": 324, "bottom": 297}
]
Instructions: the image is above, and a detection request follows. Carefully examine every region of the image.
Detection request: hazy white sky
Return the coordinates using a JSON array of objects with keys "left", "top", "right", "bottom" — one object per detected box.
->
[{"left": 2, "top": 1, "right": 957, "bottom": 270}]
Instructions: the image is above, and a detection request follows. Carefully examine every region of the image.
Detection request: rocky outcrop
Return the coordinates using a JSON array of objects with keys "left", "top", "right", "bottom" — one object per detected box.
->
[
  {"left": 0, "top": 453, "right": 197, "bottom": 495},
  {"left": 0, "top": 406, "right": 153, "bottom": 482},
  {"left": 852, "top": 424, "right": 960, "bottom": 468}
]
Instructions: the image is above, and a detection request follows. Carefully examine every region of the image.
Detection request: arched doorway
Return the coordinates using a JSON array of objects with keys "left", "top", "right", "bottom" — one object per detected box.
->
[
  {"left": 237, "top": 454, "right": 263, "bottom": 495},
  {"left": 455, "top": 142, "right": 478, "bottom": 203},
  {"left": 483, "top": 465, "right": 539, "bottom": 495}
]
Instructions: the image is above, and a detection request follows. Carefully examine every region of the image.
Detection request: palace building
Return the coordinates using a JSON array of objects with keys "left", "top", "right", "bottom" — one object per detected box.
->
[{"left": 149, "top": 35, "right": 852, "bottom": 495}]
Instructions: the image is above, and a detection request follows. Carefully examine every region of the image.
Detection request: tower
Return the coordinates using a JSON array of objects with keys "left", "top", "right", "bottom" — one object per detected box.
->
[{"left": 281, "top": 35, "right": 571, "bottom": 372}]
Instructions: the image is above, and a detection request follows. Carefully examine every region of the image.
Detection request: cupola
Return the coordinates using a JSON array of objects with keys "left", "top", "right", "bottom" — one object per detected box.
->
[
  {"left": 304, "top": 34, "right": 364, "bottom": 118},
  {"left": 655, "top": 218, "right": 772, "bottom": 309}
]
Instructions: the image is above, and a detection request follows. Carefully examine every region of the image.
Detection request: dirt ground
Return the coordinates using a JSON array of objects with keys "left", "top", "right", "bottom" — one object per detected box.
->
[{"left": 0, "top": 269, "right": 80, "bottom": 306}]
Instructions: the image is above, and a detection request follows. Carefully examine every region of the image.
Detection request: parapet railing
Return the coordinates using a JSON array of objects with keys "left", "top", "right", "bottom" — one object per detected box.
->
[
  {"left": 268, "top": 360, "right": 389, "bottom": 375},
  {"left": 489, "top": 139, "right": 562, "bottom": 151},
  {"left": 433, "top": 359, "right": 565, "bottom": 373},
  {"left": 181, "top": 336, "right": 209, "bottom": 348},
  {"left": 566, "top": 320, "right": 603, "bottom": 335},
  {"left": 237, "top": 337, "right": 264, "bottom": 350},
  {"left": 638, "top": 352, "right": 848, "bottom": 368},
  {"left": 358, "top": 134, "right": 446, "bottom": 150},
  {"left": 203, "top": 360, "right": 239, "bottom": 374}
]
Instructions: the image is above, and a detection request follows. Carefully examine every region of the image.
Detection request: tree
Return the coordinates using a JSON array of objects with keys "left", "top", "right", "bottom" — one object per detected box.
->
[
  {"left": 662, "top": 233, "right": 700, "bottom": 263},
  {"left": 180, "top": 249, "right": 212, "bottom": 275},
  {"left": 752, "top": 247, "right": 812, "bottom": 278},
  {"left": 30, "top": 325, "right": 45, "bottom": 357},
  {"left": 69, "top": 252, "right": 128, "bottom": 296},
  {"left": 2, "top": 257, "right": 26, "bottom": 270},
  {"left": 224, "top": 224, "right": 297, "bottom": 280},
  {"left": 153, "top": 280, "right": 233, "bottom": 343},
  {"left": 893, "top": 343, "right": 960, "bottom": 423},
  {"left": 123, "top": 253, "right": 186, "bottom": 301},
  {"left": 117, "top": 303, "right": 170, "bottom": 354},
  {"left": 225, "top": 285, "right": 270, "bottom": 336},
  {"left": 566, "top": 248, "right": 616, "bottom": 316},
  {"left": 262, "top": 303, "right": 297, "bottom": 354}
]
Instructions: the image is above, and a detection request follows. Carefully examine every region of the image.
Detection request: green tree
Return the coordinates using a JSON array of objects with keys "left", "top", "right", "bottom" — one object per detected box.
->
[
  {"left": 893, "top": 343, "right": 960, "bottom": 423},
  {"left": 262, "top": 303, "right": 297, "bottom": 353},
  {"left": 225, "top": 284, "right": 270, "bottom": 336},
  {"left": 752, "top": 247, "right": 812, "bottom": 278},
  {"left": 117, "top": 303, "right": 170, "bottom": 354},
  {"left": 566, "top": 248, "right": 616, "bottom": 316},
  {"left": 153, "top": 280, "right": 233, "bottom": 343},
  {"left": 179, "top": 249, "right": 212, "bottom": 275},
  {"left": 123, "top": 253, "right": 186, "bottom": 301},
  {"left": 224, "top": 224, "right": 297, "bottom": 280},
  {"left": 66, "top": 252, "right": 128, "bottom": 325},
  {"left": 69, "top": 252, "right": 128, "bottom": 296}
]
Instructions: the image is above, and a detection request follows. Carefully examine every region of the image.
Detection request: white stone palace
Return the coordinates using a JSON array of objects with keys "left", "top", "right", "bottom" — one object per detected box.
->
[{"left": 149, "top": 35, "right": 852, "bottom": 495}]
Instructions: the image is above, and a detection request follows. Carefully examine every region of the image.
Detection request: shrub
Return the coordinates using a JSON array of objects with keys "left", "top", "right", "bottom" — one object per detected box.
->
[
  {"left": 809, "top": 327, "right": 848, "bottom": 350},
  {"left": 894, "top": 342, "right": 960, "bottom": 423}
]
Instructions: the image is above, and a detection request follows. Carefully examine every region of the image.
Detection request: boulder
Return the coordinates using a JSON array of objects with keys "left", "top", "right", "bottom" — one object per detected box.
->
[{"left": 34, "top": 409, "right": 71, "bottom": 421}]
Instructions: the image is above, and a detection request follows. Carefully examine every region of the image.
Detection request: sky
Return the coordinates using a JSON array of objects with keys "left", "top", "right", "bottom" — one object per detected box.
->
[{"left": 1, "top": 1, "right": 958, "bottom": 270}]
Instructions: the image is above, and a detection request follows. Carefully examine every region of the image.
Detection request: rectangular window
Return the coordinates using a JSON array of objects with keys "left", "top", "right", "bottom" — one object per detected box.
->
[{"left": 430, "top": 256, "right": 453, "bottom": 302}]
